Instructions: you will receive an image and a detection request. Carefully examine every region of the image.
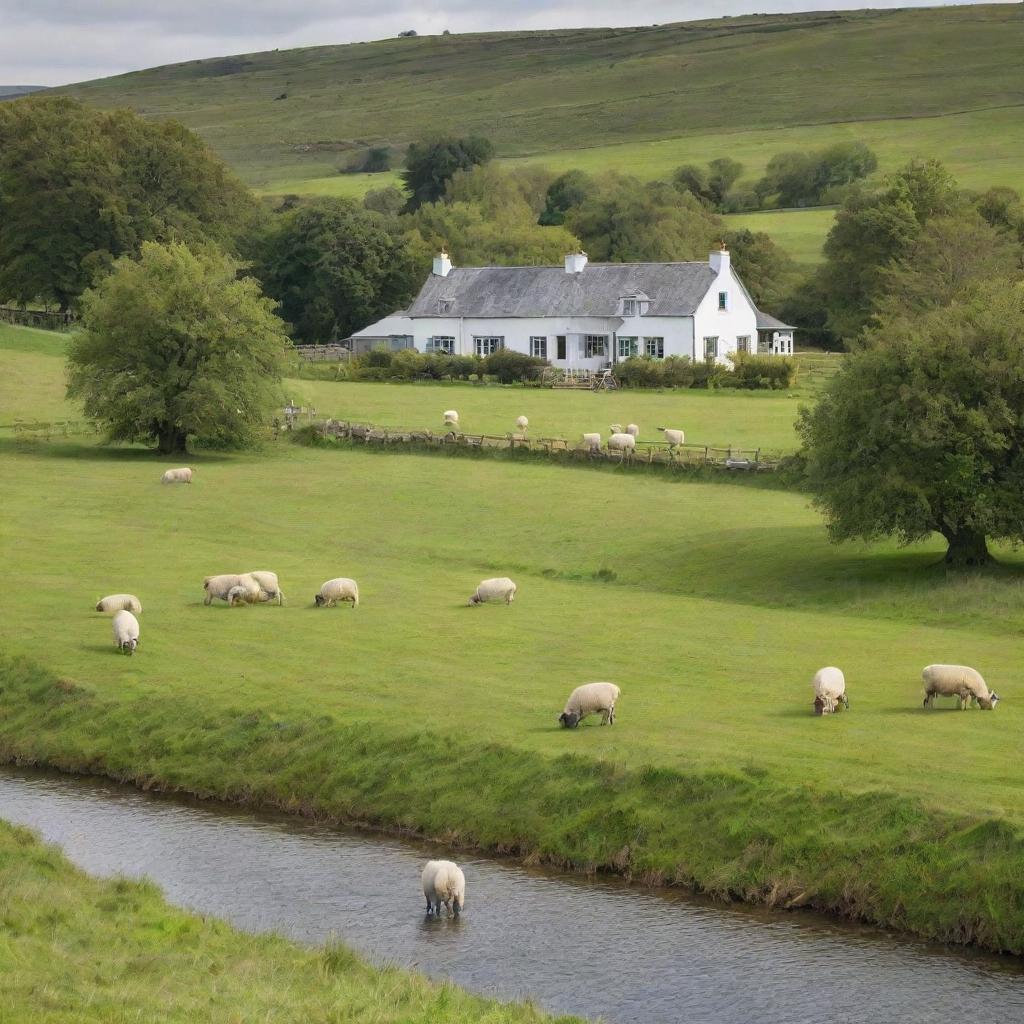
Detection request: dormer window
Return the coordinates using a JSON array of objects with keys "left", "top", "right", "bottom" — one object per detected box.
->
[
  {"left": 621, "top": 295, "right": 648, "bottom": 316},
  {"left": 623, "top": 298, "right": 637, "bottom": 316},
  {"left": 438, "top": 298, "right": 453, "bottom": 314}
]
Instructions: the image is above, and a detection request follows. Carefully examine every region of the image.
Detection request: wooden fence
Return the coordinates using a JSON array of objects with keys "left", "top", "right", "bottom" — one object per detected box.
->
[
  {"left": 0, "top": 306, "right": 76, "bottom": 331},
  {"left": 315, "top": 419, "right": 776, "bottom": 471}
]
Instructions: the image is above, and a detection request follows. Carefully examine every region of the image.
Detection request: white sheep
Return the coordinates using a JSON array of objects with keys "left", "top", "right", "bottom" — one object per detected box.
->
[
  {"left": 315, "top": 577, "right": 360, "bottom": 608},
  {"left": 657, "top": 427, "right": 685, "bottom": 447},
  {"left": 469, "top": 577, "right": 517, "bottom": 606},
  {"left": 203, "top": 573, "right": 260, "bottom": 606},
  {"left": 226, "top": 584, "right": 276, "bottom": 606},
  {"left": 111, "top": 610, "right": 139, "bottom": 655},
  {"left": 609, "top": 423, "right": 623, "bottom": 434},
  {"left": 581, "top": 432, "right": 602, "bottom": 451},
  {"left": 607, "top": 432, "right": 636, "bottom": 454},
  {"left": 249, "top": 570, "right": 284, "bottom": 605},
  {"left": 443, "top": 409, "right": 460, "bottom": 427},
  {"left": 95, "top": 594, "right": 142, "bottom": 615},
  {"left": 812, "top": 666, "right": 849, "bottom": 715},
  {"left": 559, "top": 682, "right": 621, "bottom": 728},
  {"left": 625, "top": 423, "right": 639, "bottom": 437},
  {"left": 515, "top": 415, "right": 529, "bottom": 434},
  {"left": 160, "top": 467, "right": 192, "bottom": 484},
  {"left": 421, "top": 859, "right": 466, "bottom": 918},
  {"left": 922, "top": 664, "right": 1000, "bottom": 710}
]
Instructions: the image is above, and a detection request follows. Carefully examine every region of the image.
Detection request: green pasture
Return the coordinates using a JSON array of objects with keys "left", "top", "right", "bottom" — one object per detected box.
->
[
  {"left": 724, "top": 209, "right": 836, "bottom": 268},
  {"left": 0, "top": 324, "right": 79, "bottom": 423},
  {"left": 0, "top": 822, "right": 577, "bottom": 1023}
]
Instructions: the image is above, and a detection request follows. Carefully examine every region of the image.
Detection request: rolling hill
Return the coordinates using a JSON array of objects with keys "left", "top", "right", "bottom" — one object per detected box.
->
[{"left": 55, "top": 4, "right": 1024, "bottom": 264}]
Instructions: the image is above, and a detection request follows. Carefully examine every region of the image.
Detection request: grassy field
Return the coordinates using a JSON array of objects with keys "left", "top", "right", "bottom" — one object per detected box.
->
[
  {"left": 0, "top": 821, "right": 578, "bottom": 1023},
  {"left": 3, "top": 326, "right": 1024, "bottom": 951},
  {"left": 0, "top": 324, "right": 80, "bottom": 424},
  {"left": 724, "top": 209, "right": 837, "bottom": 268}
]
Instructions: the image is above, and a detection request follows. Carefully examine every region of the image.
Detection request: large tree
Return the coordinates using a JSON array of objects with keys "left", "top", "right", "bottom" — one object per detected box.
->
[
  {"left": 67, "top": 242, "right": 289, "bottom": 454},
  {"left": 255, "top": 198, "right": 421, "bottom": 343},
  {"left": 798, "top": 282, "right": 1024, "bottom": 567},
  {"left": 400, "top": 135, "right": 493, "bottom": 210},
  {"left": 0, "top": 96, "right": 256, "bottom": 311}
]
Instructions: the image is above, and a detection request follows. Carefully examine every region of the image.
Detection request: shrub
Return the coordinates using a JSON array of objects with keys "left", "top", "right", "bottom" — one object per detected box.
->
[
  {"left": 660, "top": 356, "right": 696, "bottom": 387},
  {"left": 363, "top": 349, "right": 394, "bottom": 368},
  {"left": 389, "top": 348, "right": 426, "bottom": 379},
  {"left": 617, "top": 356, "right": 665, "bottom": 388},
  {"left": 483, "top": 349, "right": 548, "bottom": 383},
  {"left": 729, "top": 352, "right": 797, "bottom": 389}
]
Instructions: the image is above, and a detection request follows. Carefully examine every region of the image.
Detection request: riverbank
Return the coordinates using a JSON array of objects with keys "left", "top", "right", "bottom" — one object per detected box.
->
[
  {"left": 0, "top": 815, "right": 580, "bottom": 1023},
  {"left": 3, "top": 655, "right": 1023, "bottom": 955}
]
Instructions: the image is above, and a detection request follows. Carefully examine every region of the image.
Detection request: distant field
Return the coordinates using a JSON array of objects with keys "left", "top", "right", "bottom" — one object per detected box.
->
[
  {"left": 724, "top": 209, "right": 837, "bottom": 267},
  {"left": 0, "top": 324, "right": 79, "bottom": 424}
]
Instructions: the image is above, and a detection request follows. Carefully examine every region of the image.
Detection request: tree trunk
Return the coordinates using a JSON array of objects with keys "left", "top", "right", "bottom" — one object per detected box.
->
[
  {"left": 942, "top": 528, "right": 990, "bottom": 568},
  {"left": 156, "top": 423, "right": 188, "bottom": 455}
]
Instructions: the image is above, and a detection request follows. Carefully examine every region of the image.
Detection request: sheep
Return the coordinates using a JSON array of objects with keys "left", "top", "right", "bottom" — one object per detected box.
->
[
  {"left": 581, "top": 432, "right": 602, "bottom": 451},
  {"left": 657, "top": 427, "right": 685, "bottom": 448},
  {"left": 203, "top": 573, "right": 261, "bottom": 606},
  {"left": 559, "top": 682, "right": 621, "bottom": 728},
  {"left": 812, "top": 666, "right": 849, "bottom": 715},
  {"left": 468, "top": 577, "right": 517, "bottom": 606},
  {"left": 922, "top": 664, "right": 1000, "bottom": 710},
  {"left": 95, "top": 594, "right": 142, "bottom": 615},
  {"left": 315, "top": 577, "right": 360, "bottom": 608},
  {"left": 160, "top": 467, "right": 192, "bottom": 484},
  {"left": 609, "top": 423, "right": 623, "bottom": 435},
  {"left": 112, "top": 610, "right": 139, "bottom": 655},
  {"left": 515, "top": 415, "right": 529, "bottom": 434},
  {"left": 421, "top": 859, "right": 466, "bottom": 918},
  {"left": 249, "top": 570, "right": 285, "bottom": 605},
  {"left": 607, "top": 432, "right": 636, "bottom": 454},
  {"left": 443, "top": 409, "right": 459, "bottom": 427},
  {"left": 226, "top": 584, "right": 276, "bottom": 607},
  {"left": 625, "top": 423, "right": 639, "bottom": 438}
]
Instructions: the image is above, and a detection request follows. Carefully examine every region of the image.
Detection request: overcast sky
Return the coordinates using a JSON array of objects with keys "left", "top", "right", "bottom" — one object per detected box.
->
[{"left": 2, "top": 0, "right": 1005, "bottom": 87}]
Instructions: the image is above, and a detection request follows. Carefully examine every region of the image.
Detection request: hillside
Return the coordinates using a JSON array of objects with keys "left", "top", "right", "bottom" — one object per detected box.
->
[{"left": 0, "top": 86, "right": 46, "bottom": 99}]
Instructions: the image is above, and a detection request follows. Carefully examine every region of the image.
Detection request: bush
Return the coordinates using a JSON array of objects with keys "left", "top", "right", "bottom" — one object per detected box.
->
[
  {"left": 617, "top": 356, "right": 666, "bottom": 388},
  {"left": 363, "top": 349, "right": 394, "bottom": 368},
  {"left": 483, "top": 349, "right": 548, "bottom": 383},
  {"left": 660, "top": 356, "right": 697, "bottom": 387},
  {"left": 388, "top": 348, "right": 426, "bottom": 379},
  {"left": 729, "top": 352, "right": 797, "bottom": 389}
]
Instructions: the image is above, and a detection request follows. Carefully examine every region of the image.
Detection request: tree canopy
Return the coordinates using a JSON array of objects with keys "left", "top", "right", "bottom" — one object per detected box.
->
[
  {"left": 400, "top": 135, "right": 494, "bottom": 210},
  {"left": 67, "top": 242, "right": 289, "bottom": 454},
  {"left": 755, "top": 142, "right": 877, "bottom": 208},
  {"left": 798, "top": 282, "right": 1024, "bottom": 567},
  {"left": 0, "top": 96, "right": 256, "bottom": 311}
]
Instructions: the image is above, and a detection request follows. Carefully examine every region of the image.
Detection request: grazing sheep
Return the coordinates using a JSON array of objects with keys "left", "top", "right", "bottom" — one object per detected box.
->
[
  {"left": 249, "top": 570, "right": 284, "bottom": 605},
  {"left": 581, "top": 432, "right": 602, "bottom": 451},
  {"left": 657, "top": 427, "right": 685, "bottom": 448},
  {"left": 315, "top": 577, "right": 360, "bottom": 608},
  {"left": 95, "top": 594, "right": 142, "bottom": 615},
  {"left": 203, "top": 573, "right": 260, "bottom": 606},
  {"left": 160, "top": 467, "right": 192, "bottom": 484},
  {"left": 812, "top": 666, "right": 849, "bottom": 715},
  {"left": 469, "top": 577, "right": 517, "bottom": 606},
  {"left": 922, "top": 664, "right": 1000, "bottom": 710},
  {"left": 559, "top": 682, "right": 621, "bottom": 729},
  {"left": 226, "top": 584, "right": 275, "bottom": 607},
  {"left": 515, "top": 415, "right": 529, "bottom": 434},
  {"left": 625, "top": 423, "right": 639, "bottom": 437},
  {"left": 112, "top": 610, "right": 139, "bottom": 655},
  {"left": 609, "top": 423, "right": 623, "bottom": 435},
  {"left": 607, "top": 432, "right": 636, "bottom": 454},
  {"left": 443, "top": 409, "right": 459, "bottom": 427},
  {"left": 421, "top": 860, "right": 466, "bottom": 918}
]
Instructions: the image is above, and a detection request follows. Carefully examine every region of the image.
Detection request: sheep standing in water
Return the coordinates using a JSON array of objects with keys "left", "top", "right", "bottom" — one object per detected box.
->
[{"left": 422, "top": 860, "right": 465, "bottom": 918}]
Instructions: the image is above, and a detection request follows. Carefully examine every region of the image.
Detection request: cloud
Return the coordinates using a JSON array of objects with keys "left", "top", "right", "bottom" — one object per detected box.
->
[{"left": 1, "top": 0, "right": 991, "bottom": 86}]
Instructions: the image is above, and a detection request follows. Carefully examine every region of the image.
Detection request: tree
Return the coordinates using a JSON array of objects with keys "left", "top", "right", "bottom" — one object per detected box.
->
[
  {"left": 0, "top": 96, "right": 256, "bottom": 311},
  {"left": 707, "top": 157, "right": 744, "bottom": 207},
  {"left": 755, "top": 142, "right": 877, "bottom": 208},
  {"left": 539, "top": 170, "right": 598, "bottom": 225},
  {"left": 67, "top": 242, "right": 289, "bottom": 455},
  {"left": 672, "top": 164, "right": 712, "bottom": 204},
  {"left": 255, "top": 198, "right": 421, "bottom": 343},
  {"left": 725, "top": 228, "right": 797, "bottom": 310},
  {"left": 400, "top": 135, "right": 494, "bottom": 210},
  {"left": 798, "top": 282, "right": 1024, "bottom": 567}
]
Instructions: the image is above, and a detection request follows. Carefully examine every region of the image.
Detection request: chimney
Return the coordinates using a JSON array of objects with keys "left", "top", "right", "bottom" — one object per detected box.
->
[
  {"left": 709, "top": 242, "right": 729, "bottom": 276},
  {"left": 433, "top": 249, "right": 453, "bottom": 277},
  {"left": 564, "top": 249, "right": 588, "bottom": 274}
]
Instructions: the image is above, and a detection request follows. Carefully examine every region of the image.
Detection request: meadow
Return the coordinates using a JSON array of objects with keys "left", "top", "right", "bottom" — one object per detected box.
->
[
  {"left": 3, "top": 325, "right": 1024, "bottom": 951},
  {"left": 0, "top": 821, "right": 578, "bottom": 1023}
]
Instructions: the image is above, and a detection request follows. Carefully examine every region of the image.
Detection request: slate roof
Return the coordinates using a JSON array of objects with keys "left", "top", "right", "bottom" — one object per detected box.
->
[
  {"left": 406, "top": 262, "right": 718, "bottom": 318},
  {"left": 755, "top": 310, "right": 796, "bottom": 331}
]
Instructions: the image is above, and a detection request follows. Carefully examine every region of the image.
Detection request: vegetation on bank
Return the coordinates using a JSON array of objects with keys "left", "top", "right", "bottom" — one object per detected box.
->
[{"left": 0, "top": 820, "right": 580, "bottom": 1023}]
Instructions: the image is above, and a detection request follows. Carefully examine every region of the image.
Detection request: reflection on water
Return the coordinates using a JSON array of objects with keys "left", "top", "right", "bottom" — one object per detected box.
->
[{"left": 1, "top": 767, "right": 1021, "bottom": 1024}]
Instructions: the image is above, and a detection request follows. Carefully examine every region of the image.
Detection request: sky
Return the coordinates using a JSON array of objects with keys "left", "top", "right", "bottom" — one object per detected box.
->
[{"left": 0, "top": 0, "right": 1005, "bottom": 87}]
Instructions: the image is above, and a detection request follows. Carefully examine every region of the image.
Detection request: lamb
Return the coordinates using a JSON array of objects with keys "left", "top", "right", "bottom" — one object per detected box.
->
[
  {"left": 443, "top": 409, "right": 460, "bottom": 427},
  {"left": 812, "top": 666, "right": 849, "bottom": 715},
  {"left": 249, "top": 570, "right": 284, "bottom": 605},
  {"left": 559, "top": 681, "right": 621, "bottom": 728},
  {"left": 607, "top": 432, "right": 636, "bottom": 454},
  {"left": 315, "top": 577, "right": 360, "bottom": 608},
  {"left": 515, "top": 415, "right": 529, "bottom": 434},
  {"left": 625, "top": 423, "right": 639, "bottom": 438},
  {"left": 468, "top": 577, "right": 517, "bottom": 606},
  {"left": 111, "top": 610, "right": 139, "bottom": 655},
  {"left": 657, "top": 427, "right": 685, "bottom": 448},
  {"left": 421, "top": 859, "right": 466, "bottom": 918},
  {"left": 160, "top": 467, "right": 192, "bottom": 484},
  {"left": 95, "top": 594, "right": 142, "bottom": 615},
  {"left": 226, "top": 584, "right": 277, "bottom": 606},
  {"left": 581, "top": 432, "right": 602, "bottom": 451},
  {"left": 922, "top": 664, "right": 1000, "bottom": 710}
]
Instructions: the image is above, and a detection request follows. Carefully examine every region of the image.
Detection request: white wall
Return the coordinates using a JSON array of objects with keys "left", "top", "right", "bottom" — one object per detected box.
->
[{"left": 692, "top": 266, "right": 758, "bottom": 365}]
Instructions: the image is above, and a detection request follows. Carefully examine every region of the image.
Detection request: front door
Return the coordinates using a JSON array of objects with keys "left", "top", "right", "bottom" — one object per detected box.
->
[{"left": 556, "top": 335, "right": 567, "bottom": 360}]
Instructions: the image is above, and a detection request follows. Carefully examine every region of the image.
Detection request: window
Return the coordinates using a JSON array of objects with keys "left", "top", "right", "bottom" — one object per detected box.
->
[
  {"left": 530, "top": 336, "right": 547, "bottom": 359},
  {"left": 474, "top": 336, "right": 503, "bottom": 356},
  {"left": 644, "top": 337, "right": 665, "bottom": 359},
  {"left": 718, "top": 291, "right": 728, "bottom": 311},
  {"left": 736, "top": 335, "right": 751, "bottom": 354},
  {"left": 618, "top": 336, "right": 638, "bottom": 359},
  {"left": 426, "top": 336, "right": 454, "bottom": 354},
  {"left": 622, "top": 298, "right": 637, "bottom": 316},
  {"left": 583, "top": 335, "right": 607, "bottom": 358},
  {"left": 704, "top": 336, "right": 719, "bottom": 359},
  {"left": 438, "top": 299, "right": 454, "bottom": 314}
]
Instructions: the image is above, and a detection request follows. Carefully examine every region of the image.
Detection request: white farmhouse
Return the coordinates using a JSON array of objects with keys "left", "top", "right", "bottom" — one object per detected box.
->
[{"left": 349, "top": 246, "right": 795, "bottom": 368}]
